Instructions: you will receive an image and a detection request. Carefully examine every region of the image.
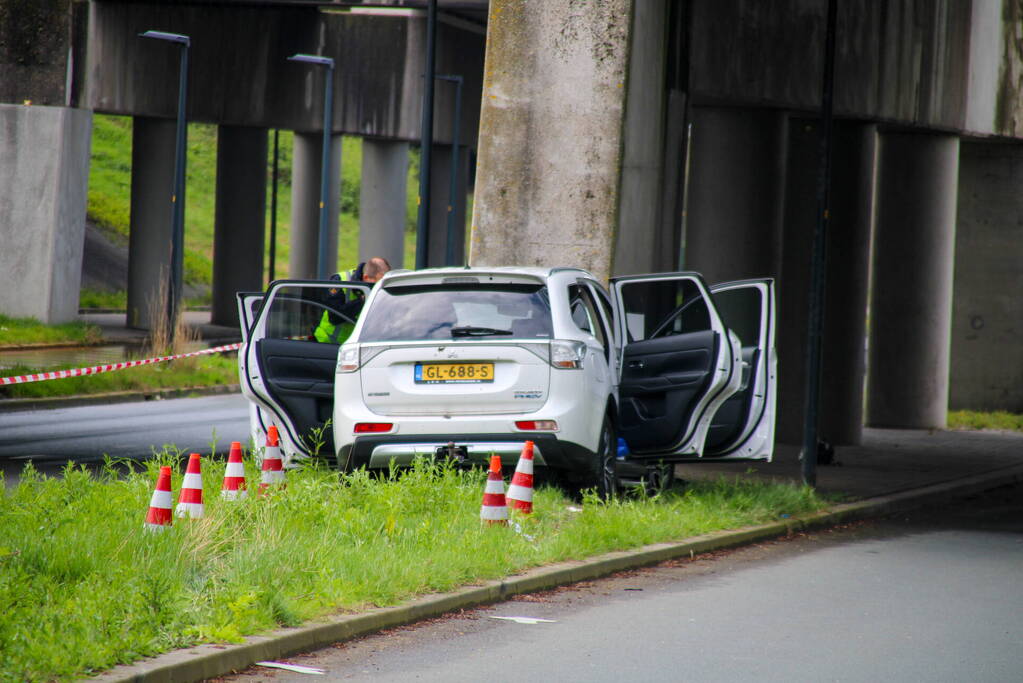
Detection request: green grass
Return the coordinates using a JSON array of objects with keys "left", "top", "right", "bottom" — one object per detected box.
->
[
  {"left": 0, "top": 315, "right": 103, "bottom": 348},
  {"left": 948, "top": 410, "right": 1023, "bottom": 432},
  {"left": 77, "top": 289, "right": 212, "bottom": 312},
  {"left": 77, "top": 288, "right": 128, "bottom": 310},
  {"left": 0, "top": 355, "right": 238, "bottom": 400},
  {"left": 0, "top": 456, "right": 825, "bottom": 681}
]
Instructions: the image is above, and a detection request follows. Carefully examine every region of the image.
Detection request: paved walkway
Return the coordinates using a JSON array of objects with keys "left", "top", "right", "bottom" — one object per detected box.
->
[
  {"left": 677, "top": 427, "right": 1023, "bottom": 501},
  {"left": 78, "top": 310, "right": 240, "bottom": 346}
]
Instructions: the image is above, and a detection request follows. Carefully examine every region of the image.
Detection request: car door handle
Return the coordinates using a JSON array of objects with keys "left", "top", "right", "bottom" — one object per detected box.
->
[{"left": 627, "top": 360, "right": 644, "bottom": 369}]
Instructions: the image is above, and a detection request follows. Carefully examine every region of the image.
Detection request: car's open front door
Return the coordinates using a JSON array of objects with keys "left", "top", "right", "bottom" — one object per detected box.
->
[
  {"left": 609, "top": 273, "right": 742, "bottom": 459},
  {"left": 703, "top": 279, "right": 777, "bottom": 460},
  {"left": 240, "top": 280, "right": 371, "bottom": 462}
]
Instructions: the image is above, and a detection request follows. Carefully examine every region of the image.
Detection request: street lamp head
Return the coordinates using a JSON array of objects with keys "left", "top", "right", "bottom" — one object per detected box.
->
[
  {"left": 139, "top": 30, "right": 190, "bottom": 46},
  {"left": 289, "top": 53, "right": 335, "bottom": 69}
]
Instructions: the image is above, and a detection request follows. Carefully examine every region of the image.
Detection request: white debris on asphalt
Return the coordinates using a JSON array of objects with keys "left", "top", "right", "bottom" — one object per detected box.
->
[
  {"left": 489, "top": 616, "right": 558, "bottom": 625},
  {"left": 255, "top": 661, "right": 326, "bottom": 675}
]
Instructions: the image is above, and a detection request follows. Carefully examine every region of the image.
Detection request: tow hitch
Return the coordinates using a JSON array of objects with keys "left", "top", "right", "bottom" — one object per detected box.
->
[{"left": 436, "top": 442, "right": 469, "bottom": 465}]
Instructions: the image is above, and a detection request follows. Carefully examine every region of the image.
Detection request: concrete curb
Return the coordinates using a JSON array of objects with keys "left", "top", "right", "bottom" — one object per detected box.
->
[
  {"left": 0, "top": 385, "right": 241, "bottom": 413},
  {"left": 91, "top": 462, "right": 1023, "bottom": 683}
]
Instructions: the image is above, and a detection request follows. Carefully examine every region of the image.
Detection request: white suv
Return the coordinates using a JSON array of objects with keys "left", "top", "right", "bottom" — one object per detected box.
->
[{"left": 238, "top": 267, "right": 776, "bottom": 496}]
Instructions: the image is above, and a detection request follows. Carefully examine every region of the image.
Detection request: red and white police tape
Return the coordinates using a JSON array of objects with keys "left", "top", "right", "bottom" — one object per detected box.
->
[{"left": 0, "top": 342, "right": 242, "bottom": 386}]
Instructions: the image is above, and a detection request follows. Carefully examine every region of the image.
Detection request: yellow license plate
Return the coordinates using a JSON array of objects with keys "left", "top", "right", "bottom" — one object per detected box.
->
[{"left": 415, "top": 362, "right": 494, "bottom": 384}]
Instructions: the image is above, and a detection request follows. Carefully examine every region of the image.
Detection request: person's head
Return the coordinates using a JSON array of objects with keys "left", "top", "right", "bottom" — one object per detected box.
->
[{"left": 362, "top": 257, "right": 392, "bottom": 283}]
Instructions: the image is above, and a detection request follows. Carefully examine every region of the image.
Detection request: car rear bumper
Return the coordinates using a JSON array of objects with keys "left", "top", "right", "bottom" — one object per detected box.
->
[{"left": 338, "top": 432, "right": 593, "bottom": 473}]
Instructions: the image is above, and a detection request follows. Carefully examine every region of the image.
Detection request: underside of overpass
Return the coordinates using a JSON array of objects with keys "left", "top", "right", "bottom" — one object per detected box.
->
[
  {"left": 469, "top": 0, "right": 1023, "bottom": 442},
  {"left": 2, "top": 0, "right": 1022, "bottom": 444}
]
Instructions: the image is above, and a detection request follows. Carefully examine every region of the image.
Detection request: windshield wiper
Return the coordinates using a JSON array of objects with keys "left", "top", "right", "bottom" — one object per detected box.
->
[{"left": 450, "top": 325, "right": 513, "bottom": 337}]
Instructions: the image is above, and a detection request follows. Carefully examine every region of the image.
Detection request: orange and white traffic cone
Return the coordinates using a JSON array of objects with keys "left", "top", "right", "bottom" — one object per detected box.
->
[
  {"left": 480, "top": 455, "right": 509, "bottom": 526},
  {"left": 259, "top": 425, "right": 286, "bottom": 495},
  {"left": 506, "top": 440, "right": 535, "bottom": 514},
  {"left": 144, "top": 465, "right": 174, "bottom": 531},
  {"left": 221, "top": 441, "right": 248, "bottom": 500},
  {"left": 175, "top": 453, "right": 205, "bottom": 519}
]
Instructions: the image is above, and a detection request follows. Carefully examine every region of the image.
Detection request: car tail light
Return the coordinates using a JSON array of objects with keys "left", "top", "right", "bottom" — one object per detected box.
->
[
  {"left": 354, "top": 422, "right": 393, "bottom": 433},
  {"left": 337, "top": 345, "right": 360, "bottom": 373},
  {"left": 515, "top": 420, "right": 558, "bottom": 431},
  {"left": 550, "top": 340, "right": 586, "bottom": 369}
]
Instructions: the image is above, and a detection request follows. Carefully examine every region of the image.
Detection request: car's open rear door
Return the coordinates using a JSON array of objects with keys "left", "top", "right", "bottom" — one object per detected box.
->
[
  {"left": 609, "top": 272, "right": 743, "bottom": 459},
  {"left": 703, "top": 279, "right": 777, "bottom": 460},
  {"left": 236, "top": 291, "right": 269, "bottom": 449},
  {"left": 240, "top": 280, "right": 370, "bottom": 462}
]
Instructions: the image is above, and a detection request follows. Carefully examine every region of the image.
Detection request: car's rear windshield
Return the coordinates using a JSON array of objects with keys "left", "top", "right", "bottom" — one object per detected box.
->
[{"left": 359, "top": 283, "right": 553, "bottom": 342}]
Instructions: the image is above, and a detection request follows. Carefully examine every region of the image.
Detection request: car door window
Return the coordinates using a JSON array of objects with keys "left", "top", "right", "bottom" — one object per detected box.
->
[
  {"left": 583, "top": 281, "right": 614, "bottom": 363},
  {"left": 590, "top": 283, "right": 615, "bottom": 339},
  {"left": 619, "top": 278, "right": 711, "bottom": 342},
  {"left": 262, "top": 284, "right": 363, "bottom": 342},
  {"left": 568, "top": 284, "right": 608, "bottom": 350}
]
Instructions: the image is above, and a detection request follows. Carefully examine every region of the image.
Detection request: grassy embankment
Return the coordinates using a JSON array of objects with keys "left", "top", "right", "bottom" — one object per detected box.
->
[
  {"left": 0, "top": 315, "right": 103, "bottom": 347},
  {"left": 0, "top": 455, "right": 827, "bottom": 682},
  {"left": 946, "top": 410, "right": 1023, "bottom": 432},
  {"left": 82, "top": 114, "right": 423, "bottom": 308}
]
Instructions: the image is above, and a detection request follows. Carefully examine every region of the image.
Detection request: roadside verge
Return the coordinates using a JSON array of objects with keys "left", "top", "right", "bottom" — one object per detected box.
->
[
  {"left": 91, "top": 462, "right": 1023, "bottom": 683},
  {"left": 0, "top": 384, "right": 240, "bottom": 413}
]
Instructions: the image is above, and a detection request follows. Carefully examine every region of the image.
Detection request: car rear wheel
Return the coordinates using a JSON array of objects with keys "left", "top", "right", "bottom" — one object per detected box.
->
[{"left": 573, "top": 415, "right": 617, "bottom": 500}]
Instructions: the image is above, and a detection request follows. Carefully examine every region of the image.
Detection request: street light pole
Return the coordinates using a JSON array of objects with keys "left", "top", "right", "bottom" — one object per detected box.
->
[
  {"left": 800, "top": 0, "right": 838, "bottom": 487},
  {"left": 435, "top": 74, "right": 463, "bottom": 266},
  {"left": 289, "top": 54, "right": 336, "bottom": 279},
  {"left": 415, "top": 0, "right": 438, "bottom": 269},
  {"left": 140, "top": 30, "right": 190, "bottom": 345}
]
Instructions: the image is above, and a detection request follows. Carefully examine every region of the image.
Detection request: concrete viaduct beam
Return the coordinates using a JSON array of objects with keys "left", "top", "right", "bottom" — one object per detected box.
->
[{"left": 80, "top": 3, "right": 484, "bottom": 145}]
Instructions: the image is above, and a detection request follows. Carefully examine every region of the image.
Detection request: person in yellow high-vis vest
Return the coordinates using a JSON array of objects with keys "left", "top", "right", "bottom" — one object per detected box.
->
[{"left": 314, "top": 257, "right": 391, "bottom": 343}]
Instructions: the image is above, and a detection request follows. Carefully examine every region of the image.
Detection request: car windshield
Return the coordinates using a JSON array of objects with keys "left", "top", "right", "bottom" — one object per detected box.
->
[{"left": 359, "top": 283, "right": 553, "bottom": 342}]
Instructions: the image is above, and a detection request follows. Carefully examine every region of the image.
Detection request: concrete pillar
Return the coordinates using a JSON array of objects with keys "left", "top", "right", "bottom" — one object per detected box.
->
[
  {"left": 950, "top": 141, "right": 1023, "bottom": 412},
  {"left": 211, "top": 126, "right": 267, "bottom": 327},
  {"left": 867, "top": 133, "right": 959, "bottom": 429},
  {"left": 127, "top": 116, "right": 176, "bottom": 330},
  {"left": 427, "top": 144, "right": 469, "bottom": 267},
  {"left": 684, "top": 107, "right": 787, "bottom": 282},
  {"left": 775, "top": 118, "right": 816, "bottom": 444},
  {"left": 359, "top": 138, "right": 408, "bottom": 269},
  {"left": 775, "top": 121, "right": 877, "bottom": 445},
  {"left": 819, "top": 124, "right": 877, "bottom": 445},
  {"left": 0, "top": 104, "right": 91, "bottom": 324},
  {"left": 471, "top": 0, "right": 632, "bottom": 283},
  {"left": 289, "top": 131, "right": 341, "bottom": 279},
  {"left": 614, "top": 0, "right": 671, "bottom": 276}
]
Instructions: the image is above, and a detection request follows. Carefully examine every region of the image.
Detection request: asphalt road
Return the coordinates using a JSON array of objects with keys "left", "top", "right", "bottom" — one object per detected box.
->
[
  {"left": 220, "top": 484, "right": 1023, "bottom": 683},
  {"left": 0, "top": 394, "right": 250, "bottom": 481}
]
